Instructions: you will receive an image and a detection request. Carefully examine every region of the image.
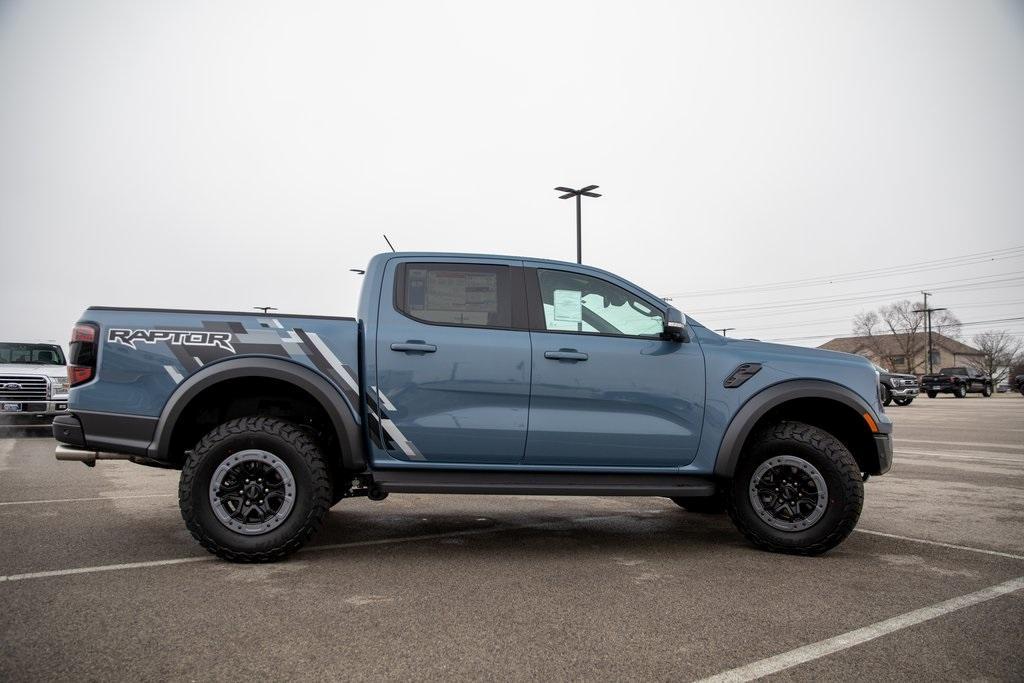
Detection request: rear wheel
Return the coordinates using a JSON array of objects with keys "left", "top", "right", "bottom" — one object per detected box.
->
[
  {"left": 670, "top": 496, "right": 726, "bottom": 514},
  {"left": 893, "top": 396, "right": 914, "bottom": 406},
  {"left": 179, "top": 416, "right": 332, "bottom": 562},
  {"left": 982, "top": 384, "right": 993, "bottom": 397},
  {"left": 954, "top": 385, "right": 967, "bottom": 399},
  {"left": 927, "top": 391, "right": 937, "bottom": 398},
  {"left": 726, "top": 421, "right": 863, "bottom": 555}
]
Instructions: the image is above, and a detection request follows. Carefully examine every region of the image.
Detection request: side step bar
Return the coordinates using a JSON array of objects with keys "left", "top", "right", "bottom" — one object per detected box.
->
[
  {"left": 373, "top": 469, "right": 717, "bottom": 497},
  {"left": 55, "top": 444, "right": 133, "bottom": 467}
]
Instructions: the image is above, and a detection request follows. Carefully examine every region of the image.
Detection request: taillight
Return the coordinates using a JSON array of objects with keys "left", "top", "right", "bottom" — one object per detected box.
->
[{"left": 68, "top": 323, "right": 99, "bottom": 386}]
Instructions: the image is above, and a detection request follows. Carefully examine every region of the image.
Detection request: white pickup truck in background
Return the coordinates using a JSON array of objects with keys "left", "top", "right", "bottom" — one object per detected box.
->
[{"left": 0, "top": 341, "right": 70, "bottom": 423}]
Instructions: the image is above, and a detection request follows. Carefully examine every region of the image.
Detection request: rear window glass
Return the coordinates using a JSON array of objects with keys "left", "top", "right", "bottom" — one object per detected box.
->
[{"left": 399, "top": 263, "right": 511, "bottom": 328}]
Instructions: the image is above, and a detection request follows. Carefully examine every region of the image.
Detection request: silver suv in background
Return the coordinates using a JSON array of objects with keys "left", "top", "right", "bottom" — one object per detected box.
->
[{"left": 0, "top": 342, "right": 70, "bottom": 422}]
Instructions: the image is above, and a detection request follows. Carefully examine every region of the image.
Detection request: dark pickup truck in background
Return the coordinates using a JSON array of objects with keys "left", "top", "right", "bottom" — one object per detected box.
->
[
  {"left": 920, "top": 367, "right": 993, "bottom": 399},
  {"left": 875, "top": 365, "right": 919, "bottom": 407}
]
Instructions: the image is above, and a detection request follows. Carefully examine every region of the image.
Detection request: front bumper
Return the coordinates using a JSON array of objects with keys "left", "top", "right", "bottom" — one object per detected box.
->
[
  {"left": 873, "top": 433, "right": 893, "bottom": 475},
  {"left": 0, "top": 400, "right": 70, "bottom": 420},
  {"left": 890, "top": 387, "right": 919, "bottom": 397}
]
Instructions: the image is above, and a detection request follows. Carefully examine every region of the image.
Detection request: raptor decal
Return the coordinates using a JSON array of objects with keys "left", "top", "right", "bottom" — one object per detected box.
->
[{"left": 108, "top": 328, "right": 236, "bottom": 353}]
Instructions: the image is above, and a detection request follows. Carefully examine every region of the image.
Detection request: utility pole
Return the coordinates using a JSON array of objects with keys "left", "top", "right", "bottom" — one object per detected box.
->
[
  {"left": 917, "top": 292, "right": 946, "bottom": 374},
  {"left": 554, "top": 185, "right": 601, "bottom": 264},
  {"left": 717, "top": 328, "right": 735, "bottom": 337}
]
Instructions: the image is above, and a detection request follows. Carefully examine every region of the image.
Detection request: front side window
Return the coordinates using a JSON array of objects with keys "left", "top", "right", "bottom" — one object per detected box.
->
[
  {"left": 535, "top": 269, "right": 663, "bottom": 337},
  {"left": 398, "top": 263, "right": 511, "bottom": 328}
]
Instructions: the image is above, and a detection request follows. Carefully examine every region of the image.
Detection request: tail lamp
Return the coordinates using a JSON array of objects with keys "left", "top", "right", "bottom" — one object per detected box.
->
[{"left": 68, "top": 323, "right": 99, "bottom": 386}]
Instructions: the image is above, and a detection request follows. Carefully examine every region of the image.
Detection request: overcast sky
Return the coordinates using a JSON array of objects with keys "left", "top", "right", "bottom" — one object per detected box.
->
[{"left": 2, "top": 0, "right": 1022, "bottom": 349}]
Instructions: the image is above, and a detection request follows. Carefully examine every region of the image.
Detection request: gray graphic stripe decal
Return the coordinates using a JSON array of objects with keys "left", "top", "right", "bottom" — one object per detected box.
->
[{"left": 294, "top": 331, "right": 423, "bottom": 461}]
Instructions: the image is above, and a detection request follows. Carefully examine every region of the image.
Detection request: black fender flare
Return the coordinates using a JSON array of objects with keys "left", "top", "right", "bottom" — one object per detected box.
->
[
  {"left": 147, "top": 356, "right": 366, "bottom": 470},
  {"left": 713, "top": 379, "right": 884, "bottom": 478}
]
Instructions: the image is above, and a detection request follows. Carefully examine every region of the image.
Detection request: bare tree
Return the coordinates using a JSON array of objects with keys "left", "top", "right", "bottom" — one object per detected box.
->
[
  {"left": 852, "top": 300, "right": 961, "bottom": 372},
  {"left": 968, "top": 331, "right": 1023, "bottom": 386}
]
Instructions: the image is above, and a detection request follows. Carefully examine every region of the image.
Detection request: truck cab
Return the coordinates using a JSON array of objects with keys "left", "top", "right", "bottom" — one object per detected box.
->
[{"left": 54, "top": 252, "right": 892, "bottom": 561}]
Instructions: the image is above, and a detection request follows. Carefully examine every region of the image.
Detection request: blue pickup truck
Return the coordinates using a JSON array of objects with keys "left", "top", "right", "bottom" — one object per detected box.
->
[{"left": 54, "top": 252, "right": 892, "bottom": 561}]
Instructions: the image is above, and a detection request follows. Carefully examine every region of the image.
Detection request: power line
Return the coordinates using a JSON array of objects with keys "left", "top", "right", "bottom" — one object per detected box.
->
[
  {"left": 669, "top": 244, "right": 1024, "bottom": 298},
  {"left": 707, "top": 299, "right": 1024, "bottom": 333},
  {"left": 688, "top": 272, "right": 1024, "bottom": 315},
  {"left": 761, "top": 316, "right": 1024, "bottom": 343}
]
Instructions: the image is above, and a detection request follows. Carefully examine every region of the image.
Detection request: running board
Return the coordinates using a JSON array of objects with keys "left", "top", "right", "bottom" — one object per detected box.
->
[
  {"left": 373, "top": 469, "right": 717, "bottom": 497},
  {"left": 55, "top": 444, "right": 132, "bottom": 467}
]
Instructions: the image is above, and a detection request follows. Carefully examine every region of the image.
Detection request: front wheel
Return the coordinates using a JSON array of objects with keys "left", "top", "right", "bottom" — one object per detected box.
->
[
  {"left": 179, "top": 416, "right": 333, "bottom": 562},
  {"left": 881, "top": 385, "right": 892, "bottom": 407},
  {"left": 893, "top": 396, "right": 914, "bottom": 406},
  {"left": 726, "top": 421, "right": 863, "bottom": 555}
]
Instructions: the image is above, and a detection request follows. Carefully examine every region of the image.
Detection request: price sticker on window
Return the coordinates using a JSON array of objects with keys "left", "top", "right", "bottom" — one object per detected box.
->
[{"left": 553, "top": 289, "right": 583, "bottom": 323}]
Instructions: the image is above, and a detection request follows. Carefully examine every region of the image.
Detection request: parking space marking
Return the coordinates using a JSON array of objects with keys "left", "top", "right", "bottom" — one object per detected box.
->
[
  {"left": 0, "top": 556, "right": 214, "bottom": 583},
  {"left": 855, "top": 529, "right": 1024, "bottom": 561},
  {"left": 0, "top": 514, "right": 624, "bottom": 584},
  {"left": 695, "top": 576, "right": 1024, "bottom": 683},
  {"left": 898, "top": 438, "right": 1024, "bottom": 452},
  {"left": 894, "top": 449, "right": 1022, "bottom": 465},
  {"left": 0, "top": 494, "right": 175, "bottom": 507}
]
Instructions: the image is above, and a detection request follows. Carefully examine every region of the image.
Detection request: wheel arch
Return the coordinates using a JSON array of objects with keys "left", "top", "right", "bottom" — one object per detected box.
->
[
  {"left": 148, "top": 356, "right": 365, "bottom": 471},
  {"left": 714, "top": 380, "right": 885, "bottom": 478}
]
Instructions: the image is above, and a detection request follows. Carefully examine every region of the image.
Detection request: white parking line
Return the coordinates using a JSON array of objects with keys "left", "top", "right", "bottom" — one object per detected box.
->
[
  {"left": 0, "top": 514, "right": 621, "bottom": 583},
  {"left": 898, "top": 438, "right": 1024, "bottom": 452},
  {"left": 855, "top": 529, "right": 1024, "bottom": 561},
  {"left": 0, "top": 494, "right": 175, "bottom": 507},
  {"left": 695, "top": 576, "right": 1024, "bottom": 683}
]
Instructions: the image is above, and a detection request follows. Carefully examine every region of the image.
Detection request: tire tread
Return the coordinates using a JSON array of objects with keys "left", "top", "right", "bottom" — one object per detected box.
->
[{"left": 179, "top": 416, "right": 332, "bottom": 563}]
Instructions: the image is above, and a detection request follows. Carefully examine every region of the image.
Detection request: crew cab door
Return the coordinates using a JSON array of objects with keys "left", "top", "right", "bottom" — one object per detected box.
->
[
  {"left": 522, "top": 266, "right": 705, "bottom": 468},
  {"left": 373, "top": 258, "right": 531, "bottom": 465}
]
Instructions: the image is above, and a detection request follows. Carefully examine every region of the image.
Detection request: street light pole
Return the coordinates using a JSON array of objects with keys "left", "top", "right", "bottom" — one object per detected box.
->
[{"left": 554, "top": 185, "right": 601, "bottom": 264}]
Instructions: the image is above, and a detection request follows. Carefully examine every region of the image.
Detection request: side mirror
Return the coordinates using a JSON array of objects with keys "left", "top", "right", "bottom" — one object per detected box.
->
[{"left": 663, "top": 307, "right": 688, "bottom": 342}]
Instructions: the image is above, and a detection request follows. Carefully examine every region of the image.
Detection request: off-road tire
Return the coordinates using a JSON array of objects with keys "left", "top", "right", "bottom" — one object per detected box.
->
[
  {"left": 927, "top": 391, "right": 937, "bottom": 399},
  {"left": 881, "top": 385, "right": 892, "bottom": 407},
  {"left": 726, "top": 421, "right": 863, "bottom": 556},
  {"left": 893, "top": 396, "right": 914, "bottom": 407},
  {"left": 179, "top": 416, "right": 332, "bottom": 562},
  {"left": 669, "top": 496, "right": 726, "bottom": 514},
  {"left": 954, "top": 385, "right": 967, "bottom": 399}
]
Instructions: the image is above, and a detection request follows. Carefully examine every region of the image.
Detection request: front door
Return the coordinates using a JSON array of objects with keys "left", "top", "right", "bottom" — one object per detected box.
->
[
  {"left": 523, "top": 266, "right": 705, "bottom": 468},
  {"left": 374, "top": 259, "right": 531, "bottom": 465}
]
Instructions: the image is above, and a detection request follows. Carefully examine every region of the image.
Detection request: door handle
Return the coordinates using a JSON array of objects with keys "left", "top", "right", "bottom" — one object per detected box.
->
[
  {"left": 391, "top": 342, "right": 437, "bottom": 353},
  {"left": 544, "top": 350, "right": 588, "bottom": 361}
]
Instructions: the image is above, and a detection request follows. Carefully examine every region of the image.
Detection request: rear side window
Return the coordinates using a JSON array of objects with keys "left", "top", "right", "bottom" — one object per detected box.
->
[{"left": 397, "top": 263, "right": 512, "bottom": 329}]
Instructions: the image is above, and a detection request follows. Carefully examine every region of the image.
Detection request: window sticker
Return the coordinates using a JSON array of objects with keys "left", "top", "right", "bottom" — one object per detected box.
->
[{"left": 553, "top": 289, "right": 583, "bottom": 323}]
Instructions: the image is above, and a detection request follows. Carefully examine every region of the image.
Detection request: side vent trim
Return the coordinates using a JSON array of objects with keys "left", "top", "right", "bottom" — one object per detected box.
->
[{"left": 724, "top": 363, "right": 762, "bottom": 388}]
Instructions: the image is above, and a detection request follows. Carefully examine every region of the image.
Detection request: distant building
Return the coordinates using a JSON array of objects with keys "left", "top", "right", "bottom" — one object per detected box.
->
[{"left": 819, "top": 332, "right": 983, "bottom": 374}]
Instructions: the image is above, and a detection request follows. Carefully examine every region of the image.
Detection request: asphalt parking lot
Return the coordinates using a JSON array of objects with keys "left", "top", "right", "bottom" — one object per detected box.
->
[{"left": 1, "top": 395, "right": 1022, "bottom": 681}]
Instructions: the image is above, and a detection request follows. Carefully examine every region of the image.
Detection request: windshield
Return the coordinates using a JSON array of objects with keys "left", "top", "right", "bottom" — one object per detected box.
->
[
  {"left": 0, "top": 343, "right": 66, "bottom": 365},
  {"left": 940, "top": 367, "right": 966, "bottom": 376}
]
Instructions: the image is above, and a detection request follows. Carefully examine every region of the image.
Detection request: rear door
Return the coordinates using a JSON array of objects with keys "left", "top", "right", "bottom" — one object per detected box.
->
[
  {"left": 373, "top": 258, "right": 531, "bottom": 465},
  {"left": 522, "top": 266, "right": 705, "bottom": 469}
]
